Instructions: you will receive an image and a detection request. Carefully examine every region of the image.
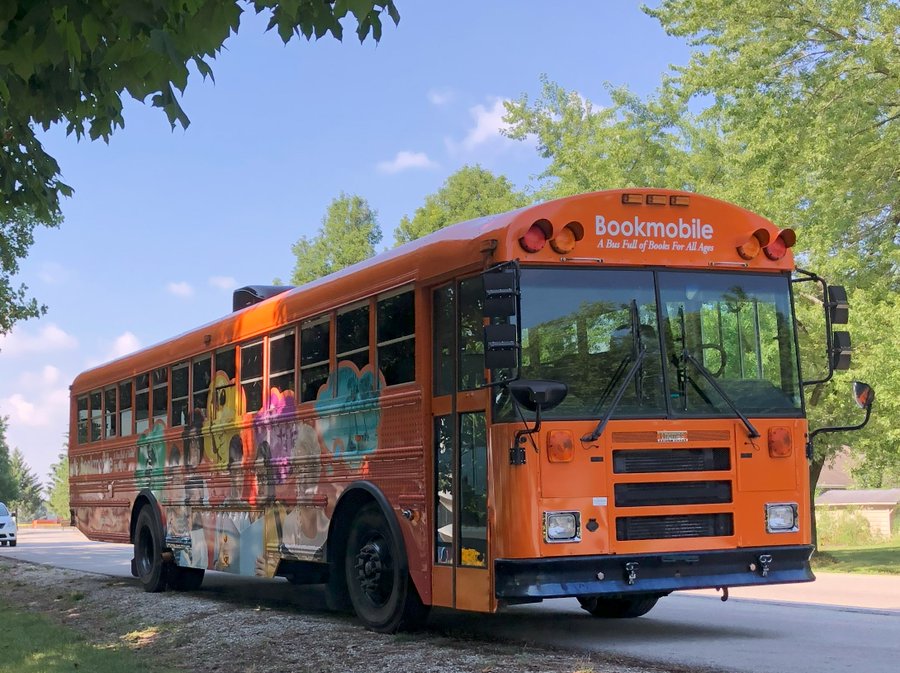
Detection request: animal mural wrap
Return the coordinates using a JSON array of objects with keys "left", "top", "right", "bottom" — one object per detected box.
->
[
  {"left": 157, "top": 362, "right": 388, "bottom": 576},
  {"left": 136, "top": 421, "right": 166, "bottom": 492}
]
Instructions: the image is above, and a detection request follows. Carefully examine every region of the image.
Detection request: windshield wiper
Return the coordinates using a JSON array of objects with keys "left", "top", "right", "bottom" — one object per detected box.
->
[
  {"left": 582, "top": 346, "right": 647, "bottom": 443},
  {"left": 673, "top": 306, "right": 759, "bottom": 439},
  {"left": 680, "top": 348, "right": 760, "bottom": 439}
]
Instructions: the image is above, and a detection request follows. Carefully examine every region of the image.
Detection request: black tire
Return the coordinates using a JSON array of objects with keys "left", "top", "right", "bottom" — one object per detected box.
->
[
  {"left": 168, "top": 566, "right": 205, "bottom": 591},
  {"left": 344, "top": 504, "right": 428, "bottom": 632},
  {"left": 9, "top": 540, "right": 15, "bottom": 547},
  {"left": 0, "top": 540, "right": 6, "bottom": 546},
  {"left": 577, "top": 594, "right": 660, "bottom": 618},
  {"left": 134, "top": 506, "right": 168, "bottom": 592}
]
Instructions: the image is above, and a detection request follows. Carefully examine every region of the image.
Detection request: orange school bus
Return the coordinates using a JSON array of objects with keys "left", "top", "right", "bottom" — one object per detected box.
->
[{"left": 69, "top": 189, "right": 874, "bottom": 632}]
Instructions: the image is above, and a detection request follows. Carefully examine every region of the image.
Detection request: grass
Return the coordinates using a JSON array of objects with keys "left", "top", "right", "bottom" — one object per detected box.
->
[
  {"left": 812, "top": 541, "right": 900, "bottom": 575},
  {"left": 0, "top": 597, "right": 163, "bottom": 673}
]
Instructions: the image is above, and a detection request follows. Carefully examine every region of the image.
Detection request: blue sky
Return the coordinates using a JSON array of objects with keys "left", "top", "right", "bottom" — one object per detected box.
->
[{"left": 0, "top": 2, "right": 691, "bottom": 488}]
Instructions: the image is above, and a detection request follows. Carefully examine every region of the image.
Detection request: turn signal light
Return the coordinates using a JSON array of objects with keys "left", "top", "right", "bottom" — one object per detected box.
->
[
  {"left": 768, "top": 427, "right": 792, "bottom": 458},
  {"left": 550, "top": 221, "right": 585, "bottom": 254},
  {"left": 763, "top": 228, "right": 797, "bottom": 260},
  {"left": 520, "top": 220, "right": 551, "bottom": 253},
  {"left": 737, "top": 228, "right": 771, "bottom": 260},
  {"left": 547, "top": 430, "right": 574, "bottom": 463}
]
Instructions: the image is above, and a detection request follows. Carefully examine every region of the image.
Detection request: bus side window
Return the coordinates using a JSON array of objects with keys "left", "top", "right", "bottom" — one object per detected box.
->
[
  {"left": 76, "top": 395, "right": 88, "bottom": 444},
  {"left": 458, "top": 277, "right": 485, "bottom": 391},
  {"left": 152, "top": 367, "right": 168, "bottom": 426},
  {"left": 433, "top": 285, "right": 455, "bottom": 397},
  {"left": 119, "top": 380, "right": 133, "bottom": 437},
  {"left": 213, "top": 347, "right": 237, "bottom": 421},
  {"left": 301, "top": 315, "right": 330, "bottom": 403},
  {"left": 378, "top": 289, "right": 415, "bottom": 385},
  {"left": 135, "top": 373, "right": 150, "bottom": 433},
  {"left": 337, "top": 303, "right": 369, "bottom": 370},
  {"left": 104, "top": 386, "right": 117, "bottom": 438},
  {"left": 192, "top": 355, "right": 212, "bottom": 421},
  {"left": 171, "top": 362, "right": 189, "bottom": 426},
  {"left": 89, "top": 390, "right": 102, "bottom": 442},
  {"left": 269, "top": 329, "right": 296, "bottom": 400},
  {"left": 240, "top": 340, "right": 263, "bottom": 413}
]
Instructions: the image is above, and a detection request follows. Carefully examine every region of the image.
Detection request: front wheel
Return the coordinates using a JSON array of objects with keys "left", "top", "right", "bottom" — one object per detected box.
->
[
  {"left": 344, "top": 504, "right": 428, "bottom": 632},
  {"left": 577, "top": 594, "right": 660, "bottom": 618},
  {"left": 9, "top": 540, "right": 15, "bottom": 547},
  {"left": 134, "top": 506, "right": 168, "bottom": 592}
]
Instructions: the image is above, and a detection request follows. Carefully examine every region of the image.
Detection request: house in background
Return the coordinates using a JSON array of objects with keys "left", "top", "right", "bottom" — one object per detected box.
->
[
  {"left": 815, "top": 489, "right": 900, "bottom": 538},
  {"left": 817, "top": 447, "right": 855, "bottom": 490}
]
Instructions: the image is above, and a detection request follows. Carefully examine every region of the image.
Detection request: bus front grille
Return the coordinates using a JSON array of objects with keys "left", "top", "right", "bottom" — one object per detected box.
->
[
  {"left": 615, "top": 513, "right": 734, "bottom": 541},
  {"left": 612, "top": 448, "right": 731, "bottom": 474},
  {"left": 614, "top": 480, "right": 732, "bottom": 507}
]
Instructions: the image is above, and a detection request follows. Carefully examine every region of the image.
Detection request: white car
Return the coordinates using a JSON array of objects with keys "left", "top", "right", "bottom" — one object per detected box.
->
[{"left": 0, "top": 502, "right": 17, "bottom": 547}]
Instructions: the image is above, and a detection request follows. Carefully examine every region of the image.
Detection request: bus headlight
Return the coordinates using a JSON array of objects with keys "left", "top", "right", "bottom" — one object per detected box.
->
[
  {"left": 544, "top": 511, "right": 580, "bottom": 543},
  {"left": 766, "top": 503, "right": 798, "bottom": 533}
]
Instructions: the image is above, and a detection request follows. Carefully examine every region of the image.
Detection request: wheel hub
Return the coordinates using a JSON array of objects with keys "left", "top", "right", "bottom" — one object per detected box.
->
[{"left": 355, "top": 539, "right": 392, "bottom": 605}]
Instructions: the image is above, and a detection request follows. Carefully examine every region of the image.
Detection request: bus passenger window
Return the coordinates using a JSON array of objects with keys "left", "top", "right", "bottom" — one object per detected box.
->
[
  {"left": 432, "top": 285, "right": 454, "bottom": 397},
  {"left": 269, "top": 330, "right": 296, "bottom": 399},
  {"left": 301, "top": 316, "right": 330, "bottom": 403},
  {"left": 213, "top": 347, "right": 237, "bottom": 421},
  {"left": 458, "top": 277, "right": 485, "bottom": 390},
  {"left": 241, "top": 341, "right": 263, "bottom": 413},
  {"left": 89, "top": 390, "right": 102, "bottom": 442},
  {"left": 171, "top": 362, "right": 189, "bottom": 426},
  {"left": 135, "top": 373, "right": 150, "bottom": 434},
  {"left": 337, "top": 303, "right": 369, "bottom": 370},
  {"left": 192, "top": 355, "right": 212, "bottom": 419},
  {"left": 152, "top": 367, "right": 168, "bottom": 426},
  {"left": 119, "top": 381, "right": 133, "bottom": 437},
  {"left": 104, "top": 387, "right": 117, "bottom": 438},
  {"left": 378, "top": 289, "right": 415, "bottom": 385},
  {"left": 76, "top": 395, "right": 88, "bottom": 444}
]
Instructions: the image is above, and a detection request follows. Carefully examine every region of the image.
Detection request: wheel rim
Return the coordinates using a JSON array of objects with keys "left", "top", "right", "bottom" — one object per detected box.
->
[
  {"left": 136, "top": 525, "right": 154, "bottom": 577},
  {"left": 354, "top": 535, "right": 393, "bottom": 608}
]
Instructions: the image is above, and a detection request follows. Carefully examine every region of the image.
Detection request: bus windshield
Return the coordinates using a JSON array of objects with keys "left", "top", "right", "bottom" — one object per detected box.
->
[{"left": 496, "top": 268, "right": 801, "bottom": 420}]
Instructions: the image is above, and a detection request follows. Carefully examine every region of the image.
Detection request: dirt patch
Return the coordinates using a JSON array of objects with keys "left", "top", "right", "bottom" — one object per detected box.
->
[{"left": 1, "top": 558, "right": 685, "bottom": 673}]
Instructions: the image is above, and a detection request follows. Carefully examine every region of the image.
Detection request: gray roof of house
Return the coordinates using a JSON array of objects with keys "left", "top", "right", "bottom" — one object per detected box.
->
[{"left": 816, "top": 488, "right": 900, "bottom": 506}]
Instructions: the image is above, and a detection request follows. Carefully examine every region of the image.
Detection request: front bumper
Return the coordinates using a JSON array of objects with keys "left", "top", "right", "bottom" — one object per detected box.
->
[{"left": 495, "top": 545, "right": 814, "bottom": 599}]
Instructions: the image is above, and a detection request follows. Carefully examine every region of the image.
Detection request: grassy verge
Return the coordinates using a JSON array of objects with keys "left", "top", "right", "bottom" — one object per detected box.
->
[
  {"left": 0, "top": 596, "right": 162, "bottom": 673},
  {"left": 812, "top": 542, "right": 900, "bottom": 575}
]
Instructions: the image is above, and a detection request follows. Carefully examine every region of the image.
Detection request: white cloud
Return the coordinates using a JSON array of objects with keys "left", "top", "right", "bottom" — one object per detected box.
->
[
  {"left": 37, "top": 262, "right": 68, "bottom": 284},
  {"left": 459, "top": 98, "right": 512, "bottom": 152},
  {"left": 0, "top": 388, "right": 68, "bottom": 428},
  {"left": 85, "top": 331, "right": 142, "bottom": 368},
  {"left": 19, "top": 365, "right": 61, "bottom": 388},
  {"left": 167, "top": 281, "right": 194, "bottom": 298},
  {"left": 427, "top": 88, "right": 455, "bottom": 106},
  {"left": 209, "top": 275, "right": 237, "bottom": 290},
  {"left": 376, "top": 151, "right": 439, "bottom": 175},
  {"left": 0, "top": 323, "right": 78, "bottom": 356}
]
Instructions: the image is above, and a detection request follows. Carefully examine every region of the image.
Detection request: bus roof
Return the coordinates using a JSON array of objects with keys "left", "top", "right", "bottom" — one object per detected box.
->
[{"left": 72, "top": 189, "right": 794, "bottom": 391}]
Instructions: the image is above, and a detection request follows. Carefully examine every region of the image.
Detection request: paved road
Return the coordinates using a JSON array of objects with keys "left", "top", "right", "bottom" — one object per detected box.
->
[{"left": 5, "top": 528, "right": 900, "bottom": 673}]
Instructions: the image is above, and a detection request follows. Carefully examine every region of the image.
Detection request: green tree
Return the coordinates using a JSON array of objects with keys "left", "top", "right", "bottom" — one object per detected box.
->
[
  {"left": 290, "top": 193, "right": 382, "bottom": 285},
  {"left": 9, "top": 448, "right": 43, "bottom": 522},
  {"left": 46, "top": 450, "right": 69, "bottom": 521},
  {"left": 0, "top": 1, "right": 399, "bottom": 336},
  {"left": 0, "top": 416, "right": 19, "bottom": 503},
  {"left": 393, "top": 165, "right": 531, "bottom": 246},
  {"left": 506, "top": 1, "right": 899, "bottom": 545}
]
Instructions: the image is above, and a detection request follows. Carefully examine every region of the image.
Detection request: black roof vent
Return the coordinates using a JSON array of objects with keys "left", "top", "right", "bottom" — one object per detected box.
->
[{"left": 232, "top": 285, "right": 293, "bottom": 312}]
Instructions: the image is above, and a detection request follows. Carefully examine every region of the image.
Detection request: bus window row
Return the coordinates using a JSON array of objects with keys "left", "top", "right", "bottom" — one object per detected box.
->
[{"left": 76, "top": 288, "right": 415, "bottom": 444}]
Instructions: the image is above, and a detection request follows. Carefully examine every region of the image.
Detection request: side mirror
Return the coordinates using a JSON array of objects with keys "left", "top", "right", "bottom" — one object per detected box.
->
[
  {"left": 484, "top": 324, "right": 518, "bottom": 370},
  {"left": 506, "top": 379, "right": 568, "bottom": 465},
  {"left": 481, "top": 262, "right": 521, "bottom": 381},
  {"left": 853, "top": 381, "right": 874, "bottom": 409},
  {"left": 483, "top": 268, "right": 518, "bottom": 318},
  {"left": 508, "top": 379, "right": 569, "bottom": 413},
  {"left": 828, "top": 285, "right": 849, "bottom": 325},
  {"left": 831, "top": 331, "right": 851, "bottom": 370}
]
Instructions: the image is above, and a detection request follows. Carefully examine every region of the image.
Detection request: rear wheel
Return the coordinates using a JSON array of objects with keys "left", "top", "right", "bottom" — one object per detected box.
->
[
  {"left": 344, "top": 504, "right": 428, "bottom": 632},
  {"left": 577, "top": 594, "right": 660, "bottom": 618},
  {"left": 168, "top": 566, "right": 204, "bottom": 591},
  {"left": 134, "top": 506, "right": 168, "bottom": 592}
]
